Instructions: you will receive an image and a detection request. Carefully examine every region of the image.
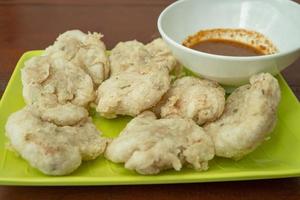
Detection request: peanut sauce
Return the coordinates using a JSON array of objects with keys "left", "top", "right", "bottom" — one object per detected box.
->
[
  {"left": 183, "top": 28, "right": 277, "bottom": 57},
  {"left": 189, "top": 39, "right": 264, "bottom": 56}
]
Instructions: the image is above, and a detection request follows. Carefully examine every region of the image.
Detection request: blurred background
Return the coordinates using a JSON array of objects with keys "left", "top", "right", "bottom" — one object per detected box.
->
[{"left": 0, "top": 0, "right": 299, "bottom": 98}]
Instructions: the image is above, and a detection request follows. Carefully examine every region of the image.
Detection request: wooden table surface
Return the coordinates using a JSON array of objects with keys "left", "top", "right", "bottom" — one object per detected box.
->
[{"left": 0, "top": 0, "right": 299, "bottom": 199}]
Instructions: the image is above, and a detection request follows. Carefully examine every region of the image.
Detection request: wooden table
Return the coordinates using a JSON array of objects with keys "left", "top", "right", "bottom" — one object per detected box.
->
[{"left": 0, "top": 0, "right": 299, "bottom": 199}]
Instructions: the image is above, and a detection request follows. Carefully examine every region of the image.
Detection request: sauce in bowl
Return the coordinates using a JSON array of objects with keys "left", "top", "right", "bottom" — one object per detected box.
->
[
  {"left": 189, "top": 39, "right": 264, "bottom": 57},
  {"left": 183, "top": 29, "right": 278, "bottom": 57}
]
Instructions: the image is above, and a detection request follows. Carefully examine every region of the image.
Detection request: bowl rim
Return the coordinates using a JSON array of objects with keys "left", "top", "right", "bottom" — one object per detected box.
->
[{"left": 157, "top": 0, "right": 300, "bottom": 61}]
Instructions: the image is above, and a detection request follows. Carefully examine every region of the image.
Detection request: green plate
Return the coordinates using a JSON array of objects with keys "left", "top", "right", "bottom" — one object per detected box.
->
[{"left": 0, "top": 51, "right": 299, "bottom": 186}]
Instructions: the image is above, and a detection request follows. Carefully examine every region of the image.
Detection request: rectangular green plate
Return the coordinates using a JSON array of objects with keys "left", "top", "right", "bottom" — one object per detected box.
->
[{"left": 0, "top": 50, "right": 299, "bottom": 186}]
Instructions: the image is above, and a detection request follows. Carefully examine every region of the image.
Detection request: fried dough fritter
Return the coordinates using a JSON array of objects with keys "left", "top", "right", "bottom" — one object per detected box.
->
[
  {"left": 45, "top": 30, "right": 110, "bottom": 85},
  {"left": 105, "top": 111, "right": 215, "bottom": 175},
  {"left": 109, "top": 38, "right": 178, "bottom": 76},
  {"left": 109, "top": 40, "right": 150, "bottom": 75},
  {"left": 145, "top": 38, "right": 179, "bottom": 72},
  {"left": 154, "top": 76, "right": 225, "bottom": 125},
  {"left": 22, "top": 55, "right": 94, "bottom": 125},
  {"left": 204, "top": 73, "right": 281, "bottom": 160},
  {"left": 96, "top": 38, "right": 179, "bottom": 118},
  {"left": 96, "top": 65, "right": 170, "bottom": 118},
  {"left": 34, "top": 103, "right": 89, "bottom": 126},
  {"left": 5, "top": 106, "right": 107, "bottom": 175}
]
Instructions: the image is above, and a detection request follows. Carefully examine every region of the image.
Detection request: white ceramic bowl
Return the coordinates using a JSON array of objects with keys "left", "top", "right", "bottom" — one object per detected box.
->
[{"left": 158, "top": 0, "right": 300, "bottom": 86}]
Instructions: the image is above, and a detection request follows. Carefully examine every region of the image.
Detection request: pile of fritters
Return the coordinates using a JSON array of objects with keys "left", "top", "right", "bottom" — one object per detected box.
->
[
  {"left": 6, "top": 30, "right": 109, "bottom": 175},
  {"left": 5, "top": 30, "right": 281, "bottom": 175}
]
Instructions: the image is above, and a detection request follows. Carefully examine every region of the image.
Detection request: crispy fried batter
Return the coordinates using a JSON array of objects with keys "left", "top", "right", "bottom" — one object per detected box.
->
[
  {"left": 109, "top": 38, "right": 178, "bottom": 76},
  {"left": 154, "top": 76, "right": 225, "bottom": 125},
  {"left": 109, "top": 40, "right": 150, "bottom": 75},
  {"left": 145, "top": 38, "right": 179, "bottom": 72},
  {"left": 22, "top": 55, "right": 94, "bottom": 125},
  {"left": 45, "top": 30, "right": 110, "bottom": 85},
  {"left": 105, "top": 111, "right": 214, "bottom": 175},
  {"left": 5, "top": 106, "right": 107, "bottom": 175},
  {"left": 204, "top": 73, "right": 281, "bottom": 159},
  {"left": 97, "top": 38, "right": 180, "bottom": 118},
  {"left": 96, "top": 65, "right": 170, "bottom": 118}
]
